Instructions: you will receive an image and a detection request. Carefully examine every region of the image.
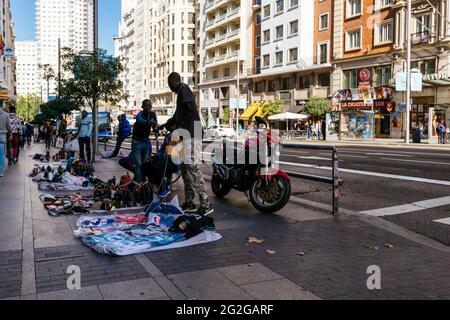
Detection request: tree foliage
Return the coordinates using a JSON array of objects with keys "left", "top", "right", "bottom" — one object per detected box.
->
[
  {"left": 304, "top": 97, "right": 331, "bottom": 119},
  {"left": 37, "top": 98, "right": 80, "bottom": 122},
  {"left": 16, "top": 94, "right": 41, "bottom": 122},
  {"left": 262, "top": 100, "right": 283, "bottom": 117},
  {"left": 222, "top": 107, "right": 231, "bottom": 124},
  {"left": 60, "top": 48, "right": 127, "bottom": 109}
]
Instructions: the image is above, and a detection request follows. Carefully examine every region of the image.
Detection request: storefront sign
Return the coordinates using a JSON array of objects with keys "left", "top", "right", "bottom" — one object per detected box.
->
[
  {"left": 395, "top": 72, "right": 423, "bottom": 92},
  {"left": 423, "top": 72, "right": 449, "bottom": 81},
  {"left": 341, "top": 100, "right": 394, "bottom": 111},
  {"left": 358, "top": 68, "right": 372, "bottom": 89}
]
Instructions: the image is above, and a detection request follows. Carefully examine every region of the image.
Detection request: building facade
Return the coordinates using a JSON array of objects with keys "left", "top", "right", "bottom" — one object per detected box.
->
[
  {"left": 198, "top": 0, "right": 254, "bottom": 126},
  {"left": 36, "top": 0, "right": 94, "bottom": 101},
  {"left": 0, "top": 0, "right": 16, "bottom": 105},
  {"left": 16, "top": 41, "right": 40, "bottom": 97}
]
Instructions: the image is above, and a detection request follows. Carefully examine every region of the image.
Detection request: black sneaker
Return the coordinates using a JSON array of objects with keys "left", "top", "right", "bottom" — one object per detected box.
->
[
  {"left": 181, "top": 202, "right": 197, "bottom": 212},
  {"left": 196, "top": 205, "right": 214, "bottom": 216}
]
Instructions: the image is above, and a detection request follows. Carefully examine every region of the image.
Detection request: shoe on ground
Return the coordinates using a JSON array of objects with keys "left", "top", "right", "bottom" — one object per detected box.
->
[
  {"left": 196, "top": 205, "right": 214, "bottom": 216},
  {"left": 0, "top": 173, "right": 4, "bottom": 177},
  {"left": 157, "top": 187, "right": 172, "bottom": 199},
  {"left": 181, "top": 202, "right": 197, "bottom": 212}
]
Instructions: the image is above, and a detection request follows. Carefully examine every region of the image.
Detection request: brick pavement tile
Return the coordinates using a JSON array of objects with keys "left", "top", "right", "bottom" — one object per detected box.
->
[
  {"left": 34, "top": 245, "right": 151, "bottom": 294},
  {"left": 37, "top": 286, "right": 103, "bottom": 300},
  {"left": 241, "top": 279, "right": 320, "bottom": 300},
  {"left": 0, "top": 250, "right": 22, "bottom": 299}
]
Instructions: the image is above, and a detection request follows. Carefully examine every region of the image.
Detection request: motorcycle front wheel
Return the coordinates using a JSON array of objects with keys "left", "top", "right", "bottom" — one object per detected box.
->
[
  {"left": 250, "top": 175, "right": 291, "bottom": 213},
  {"left": 211, "top": 174, "right": 232, "bottom": 198}
]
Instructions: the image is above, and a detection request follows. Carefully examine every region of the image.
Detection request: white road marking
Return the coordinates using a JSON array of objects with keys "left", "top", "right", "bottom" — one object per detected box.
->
[
  {"left": 342, "top": 148, "right": 450, "bottom": 158},
  {"left": 277, "top": 161, "right": 450, "bottom": 186},
  {"left": 341, "top": 155, "right": 368, "bottom": 159},
  {"left": 359, "top": 196, "right": 450, "bottom": 217},
  {"left": 434, "top": 218, "right": 450, "bottom": 226},
  {"left": 364, "top": 152, "right": 413, "bottom": 157},
  {"left": 380, "top": 158, "right": 450, "bottom": 166}
]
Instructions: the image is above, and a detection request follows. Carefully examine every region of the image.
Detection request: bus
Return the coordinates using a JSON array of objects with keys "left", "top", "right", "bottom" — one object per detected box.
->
[{"left": 72, "top": 111, "right": 113, "bottom": 141}]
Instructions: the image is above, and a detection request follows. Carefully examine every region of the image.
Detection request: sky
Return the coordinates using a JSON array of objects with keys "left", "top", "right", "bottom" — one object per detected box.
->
[{"left": 11, "top": 0, "right": 121, "bottom": 55}]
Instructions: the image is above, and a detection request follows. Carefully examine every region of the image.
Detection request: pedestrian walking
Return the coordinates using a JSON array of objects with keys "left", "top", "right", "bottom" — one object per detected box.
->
[
  {"left": 160, "top": 72, "right": 214, "bottom": 216},
  {"left": 109, "top": 114, "right": 131, "bottom": 159},
  {"left": 43, "top": 122, "right": 53, "bottom": 150},
  {"left": 0, "top": 105, "right": 12, "bottom": 177},
  {"left": 437, "top": 119, "right": 447, "bottom": 144},
  {"left": 8, "top": 106, "right": 23, "bottom": 164},
  {"left": 58, "top": 117, "right": 67, "bottom": 148},
  {"left": 33, "top": 125, "right": 39, "bottom": 143},
  {"left": 131, "top": 100, "right": 158, "bottom": 182},
  {"left": 77, "top": 110, "right": 93, "bottom": 162}
]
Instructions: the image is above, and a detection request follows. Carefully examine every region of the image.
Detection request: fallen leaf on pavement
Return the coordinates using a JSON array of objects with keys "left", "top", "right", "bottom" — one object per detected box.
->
[
  {"left": 385, "top": 243, "right": 395, "bottom": 249},
  {"left": 365, "top": 245, "right": 379, "bottom": 251},
  {"left": 247, "top": 237, "right": 265, "bottom": 244},
  {"left": 297, "top": 252, "right": 305, "bottom": 256},
  {"left": 267, "top": 250, "right": 276, "bottom": 255}
]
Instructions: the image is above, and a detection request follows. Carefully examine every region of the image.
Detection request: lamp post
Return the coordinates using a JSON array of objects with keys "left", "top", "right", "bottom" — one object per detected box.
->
[{"left": 406, "top": 0, "right": 412, "bottom": 144}]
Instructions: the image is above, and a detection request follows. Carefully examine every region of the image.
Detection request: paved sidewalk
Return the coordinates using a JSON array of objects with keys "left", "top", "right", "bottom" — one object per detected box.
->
[{"left": 1, "top": 143, "right": 450, "bottom": 300}]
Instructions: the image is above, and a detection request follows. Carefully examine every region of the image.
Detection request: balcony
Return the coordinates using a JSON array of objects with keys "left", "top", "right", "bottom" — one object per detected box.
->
[{"left": 412, "top": 31, "right": 431, "bottom": 45}]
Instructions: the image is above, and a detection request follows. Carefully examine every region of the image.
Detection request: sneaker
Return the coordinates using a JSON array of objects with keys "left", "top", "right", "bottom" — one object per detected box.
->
[
  {"left": 157, "top": 187, "right": 172, "bottom": 199},
  {"left": 196, "top": 205, "right": 214, "bottom": 216},
  {"left": 181, "top": 202, "right": 197, "bottom": 212}
]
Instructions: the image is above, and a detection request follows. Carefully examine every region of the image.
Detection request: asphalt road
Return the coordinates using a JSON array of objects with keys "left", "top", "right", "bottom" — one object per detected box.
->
[{"left": 108, "top": 138, "right": 450, "bottom": 246}]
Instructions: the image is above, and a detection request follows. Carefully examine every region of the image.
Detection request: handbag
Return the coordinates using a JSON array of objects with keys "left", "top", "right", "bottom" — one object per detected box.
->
[{"left": 56, "top": 137, "right": 64, "bottom": 149}]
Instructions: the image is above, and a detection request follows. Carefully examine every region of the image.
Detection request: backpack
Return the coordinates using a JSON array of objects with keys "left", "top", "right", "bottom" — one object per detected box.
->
[
  {"left": 170, "top": 214, "right": 216, "bottom": 239},
  {"left": 438, "top": 124, "right": 446, "bottom": 133}
]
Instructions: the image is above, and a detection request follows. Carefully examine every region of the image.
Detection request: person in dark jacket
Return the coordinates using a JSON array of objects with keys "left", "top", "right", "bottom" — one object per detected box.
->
[
  {"left": 159, "top": 72, "right": 213, "bottom": 216},
  {"left": 109, "top": 114, "right": 131, "bottom": 158},
  {"left": 132, "top": 100, "right": 158, "bottom": 182}
]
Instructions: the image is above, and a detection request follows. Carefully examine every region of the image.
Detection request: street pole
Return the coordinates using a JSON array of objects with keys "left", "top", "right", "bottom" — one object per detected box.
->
[
  {"left": 58, "top": 38, "right": 61, "bottom": 100},
  {"left": 236, "top": 50, "right": 241, "bottom": 136},
  {"left": 406, "top": 0, "right": 412, "bottom": 144},
  {"left": 92, "top": 0, "right": 99, "bottom": 162}
]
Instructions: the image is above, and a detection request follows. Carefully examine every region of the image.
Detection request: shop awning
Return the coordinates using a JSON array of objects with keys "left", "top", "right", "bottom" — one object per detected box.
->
[{"left": 239, "top": 102, "right": 260, "bottom": 121}]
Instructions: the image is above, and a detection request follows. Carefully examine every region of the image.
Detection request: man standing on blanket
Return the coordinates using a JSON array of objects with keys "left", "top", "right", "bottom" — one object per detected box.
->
[
  {"left": 132, "top": 99, "right": 158, "bottom": 182},
  {"left": 159, "top": 72, "right": 214, "bottom": 216}
]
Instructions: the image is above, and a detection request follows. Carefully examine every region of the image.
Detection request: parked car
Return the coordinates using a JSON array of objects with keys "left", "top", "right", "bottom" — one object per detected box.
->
[{"left": 205, "top": 125, "right": 236, "bottom": 139}]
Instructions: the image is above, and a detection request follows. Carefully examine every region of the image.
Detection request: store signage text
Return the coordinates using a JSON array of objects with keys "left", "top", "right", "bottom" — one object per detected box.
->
[{"left": 423, "top": 72, "right": 449, "bottom": 81}]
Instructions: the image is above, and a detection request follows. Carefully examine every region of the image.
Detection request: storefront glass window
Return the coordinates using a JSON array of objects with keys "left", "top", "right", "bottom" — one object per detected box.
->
[{"left": 411, "top": 59, "right": 436, "bottom": 75}]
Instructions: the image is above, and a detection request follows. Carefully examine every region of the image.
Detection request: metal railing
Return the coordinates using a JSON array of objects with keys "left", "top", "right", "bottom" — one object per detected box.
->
[{"left": 282, "top": 144, "right": 342, "bottom": 216}]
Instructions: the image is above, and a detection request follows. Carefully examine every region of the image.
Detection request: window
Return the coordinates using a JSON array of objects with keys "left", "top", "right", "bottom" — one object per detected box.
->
[
  {"left": 289, "top": 20, "right": 298, "bottom": 36},
  {"left": 373, "top": 65, "right": 392, "bottom": 86},
  {"left": 289, "top": 48, "right": 298, "bottom": 62},
  {"left": 276, "top": 0, "right": 284, "bottom": 13},
  {"left": 346, "top": 28, "right": 361, "bottom": 50},
  {"left": 298, "top": 76, "right": 311, "bottom": 89},
  {"left": 318, "top": 73, "right": 330, "bottom": 87},
  {"left": 256, "top": 35, "right": 261, "bottom": 48},
  {"left": 375, "top": 21, "right": 393, "bottom": 44},
  {"left": 263, "top": 29, "right": 271, "bottom": 43},
  {"left": 275, "top": 25, "right": 284, "bottom": 40},
  {"left": 319, "top": 42, "right": 328, "bottom": 64},
  {"left": 346, "top": 0, "right": 362, "bottom": 18},
  {"left": 416, "top": 14, "right": 431, "bottom": 34},
  {"left": 263, "top": 54, "right": 270, "bottom": 67},
  {"left": 343, "top": 69, "right": 358, "bottom": 89},
  {"left": 274, "top": 51, "right": 283, "bottom": 65},
  {"left": 224, "top": 67, "right": 230, "bottom": 77},
  {"left": 375, "top": 0, "right": 393, "bottom": 10},
  {"left": 319, "top": 14, "right": 329, "bottom": 31},
  {"left": 255, "top": 81, "right": 265, "bottom": 93},
  {"left": 411, "top": 59, "right": 436, "bottom": 75},
  {"left": 290, "top": 0, "right": 299, "bottom": 8},
  {"left": 263, "top": 5, "right": 271, "bottom": 18}
]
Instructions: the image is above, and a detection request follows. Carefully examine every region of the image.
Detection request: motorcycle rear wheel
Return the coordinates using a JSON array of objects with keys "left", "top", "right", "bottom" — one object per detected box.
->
[
  {"left": 211, "top": 174, "right": 232, "bottom": 198},
  {"left": 250, "top": 176, "right": 291, "bottom": 213}
]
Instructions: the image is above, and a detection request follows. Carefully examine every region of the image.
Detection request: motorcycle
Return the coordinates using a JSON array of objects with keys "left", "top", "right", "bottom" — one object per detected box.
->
[{"left": 211, "top": 117, "right": 291, "bottom": 213}]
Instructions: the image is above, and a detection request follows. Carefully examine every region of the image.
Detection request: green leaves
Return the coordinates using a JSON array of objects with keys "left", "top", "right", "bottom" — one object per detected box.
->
[
  {"left": 16, "top": 94, "right": 42, "bottom": 122},
  {"left": 262, "top": 100, "right": 283, "bottom": 117},
  {"left": 304, "top": 97, "right": 331, "bottom": 119},
  {"left": 38, "top": 98, "right": 81, "bottom": 122},
  {"left": 60, "top": 48, "right": 128, "bottom": 109}
]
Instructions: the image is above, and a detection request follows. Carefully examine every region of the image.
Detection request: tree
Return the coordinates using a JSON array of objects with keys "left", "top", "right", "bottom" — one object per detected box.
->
[
  {"left": 16, "top": 94, "right": 41, "bottom": 122},
  {"left": 38, "top": 98, "right": 80, "bottom": 121},
  {"left": 60, "top": 48, "right": 127, "bottom": 161},
  {"left": 304, "top": 97, "right": 331, "bottom": 120},
  {"left": 223, "top": 107, "right": 231, "bottom": 125},
  {"left": 262, "top": 100, "right": 283, "bottom": 117}
]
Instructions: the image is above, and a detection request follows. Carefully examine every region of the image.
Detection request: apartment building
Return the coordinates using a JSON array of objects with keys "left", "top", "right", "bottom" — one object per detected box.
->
[
  {"left": 330, "top": 0, "right": 450, "bottom": 141},
  {"left": 198, "top": 0, "right": 254, "bottom": 126},
  {"left": 36, "top": 0, "right": 94, "bottom": 101},
  {"left": 0, "top": 0, "right": 16, "bottom": 105},
  {"left": 116, "top": 0, "right": 198, "bottom": 116},
  {"left": 249, "top": 0, "right": 333, "bottom": 115},
  {"left": 16, "top": 41, "right": 40, "bottom": 97}
]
